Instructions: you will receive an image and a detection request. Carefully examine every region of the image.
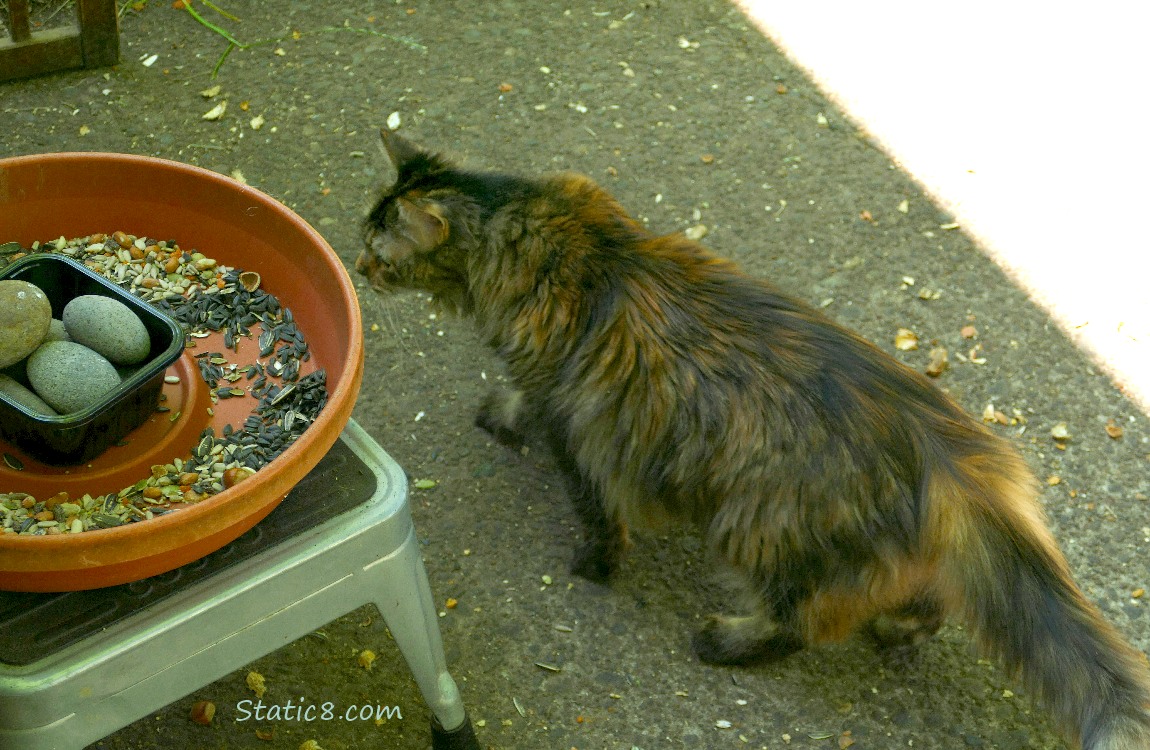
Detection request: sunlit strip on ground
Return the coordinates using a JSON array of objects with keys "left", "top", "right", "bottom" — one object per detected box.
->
[{"left": 735, "top": 0, "right": 1150, "bottom": 413}]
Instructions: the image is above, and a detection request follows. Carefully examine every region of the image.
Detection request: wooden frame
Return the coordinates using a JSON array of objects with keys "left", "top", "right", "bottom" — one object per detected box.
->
[{"left": 0, "top": 0, "right": 119, "bottom": 83}]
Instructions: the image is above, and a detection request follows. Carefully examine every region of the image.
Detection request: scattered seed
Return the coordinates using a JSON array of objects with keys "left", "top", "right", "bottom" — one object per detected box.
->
[
  {"left": 925, "top": 347, "right": 948, "bottom": 378},
  {"left": 190, "top": 700, "right": 216, "bottom": 725},
  {"left": 894, "top": 328, "right": 919, "bottom": 351}
]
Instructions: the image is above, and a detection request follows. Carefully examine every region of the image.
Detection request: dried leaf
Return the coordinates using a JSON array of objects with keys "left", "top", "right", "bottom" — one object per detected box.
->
[
  {"left": 961, "top": 325, "right": 978, "bottom": 339},
  {"left": 246, "top": 671, "right": 267, "bottom": 698},
  {"left": 925, "top": 347, "right": 948, "bottom": 377},
  {"left": 249, "top": 114, "right": 266, "bottom": 130},
  {"left": 1047, "top": 475, "right": 1062, "bottom": 486},
  {"left": 894, "top": 328, "right": 919, "bottom": 351},
  {"left": 897, "top": 199, "right": 909, "bottom": 213},
  {"left": 1105, "top": 419, "right": 1124, "bottom": 439},
  {"left": 1051, "top": 423, "right": 1071, "bottom": 441},
  {"left": 357, "top": 649, "right": 376, "bottom": 670},
  {"left": 839, "top": 732, "right": 856, "bottom": 749},
  {"left": 386, "top": 111, "right": 401, "bottom": 130},
  {"left": 200, "top": 85, "right": 222, "bottom": 98},
  {"left": 684, "top": 224, "right": 708, "bottom": 241}
]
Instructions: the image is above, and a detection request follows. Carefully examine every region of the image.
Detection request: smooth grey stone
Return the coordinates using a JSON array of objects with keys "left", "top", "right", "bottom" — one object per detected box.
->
[
  {"left": 0, "top": 372, "right": 58, "bottom": 416},
  {"left": 44, "top": 318, "right": 72, "bottom": 343},
  {"left": 26, "top": 341, "right": 122, "bottom": 414},
  {"left": 62, "top": 294, "right": 151, "bottom": 365}
]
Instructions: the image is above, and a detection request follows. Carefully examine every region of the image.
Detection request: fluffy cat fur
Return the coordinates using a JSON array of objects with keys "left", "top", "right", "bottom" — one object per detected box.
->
[{"left": 357, "top": 130, "right": 1150, "bottom": 749}]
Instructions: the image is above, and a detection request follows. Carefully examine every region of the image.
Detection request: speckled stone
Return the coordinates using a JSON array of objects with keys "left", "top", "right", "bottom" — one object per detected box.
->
[
  {"left": 26, "top": 341, "right": 122, "bottom": 414},
  {"left": 0, "top": 372, "right": 58, "bottom": 416},
  {"left": 0, "top": 279, "right": 52, "bottom": 369},
  {"left": 44, "top": 318, "right": 72, "bottom": 343},
  {"left": 62, "top": 295, "right": 151, "bottom": 365}
]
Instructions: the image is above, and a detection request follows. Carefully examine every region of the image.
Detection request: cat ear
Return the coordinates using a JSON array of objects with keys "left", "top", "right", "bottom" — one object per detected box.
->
[
  {"left": 380, "top": 129, "right": 424, "bottom": 170},
  {"left": 396, "top": 197, "right": 449, "bottom": 250}
]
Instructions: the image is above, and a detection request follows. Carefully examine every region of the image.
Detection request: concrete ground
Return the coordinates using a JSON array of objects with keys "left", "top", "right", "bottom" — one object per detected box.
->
[{"left": 3, "top": 2, "right": 1149, "bottom": 749}]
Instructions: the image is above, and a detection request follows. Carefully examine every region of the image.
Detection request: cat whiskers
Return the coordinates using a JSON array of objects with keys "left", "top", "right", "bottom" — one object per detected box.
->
[{"left": 378, "top": 296, "right": 410, "bottom": 354}]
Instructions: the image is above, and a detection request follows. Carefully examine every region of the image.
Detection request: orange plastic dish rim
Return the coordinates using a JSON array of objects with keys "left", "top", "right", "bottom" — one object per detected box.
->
[{"left": 0, "top": 151, "right": 365, "bottom": 591}]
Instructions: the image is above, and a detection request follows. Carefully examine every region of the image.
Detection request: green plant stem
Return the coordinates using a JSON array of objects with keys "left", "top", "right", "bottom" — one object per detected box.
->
[
  {"left": 183, "top": 1, "right": 246, "bottom": 49},
  {"left": 199, "top": 0, "right": 239, "bottom": 22}
]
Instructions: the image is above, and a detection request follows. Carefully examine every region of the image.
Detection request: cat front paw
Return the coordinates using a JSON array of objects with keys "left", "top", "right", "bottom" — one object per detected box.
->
[
  {"left": 475, "top": 391, "right": 528, "bottom": 450},
  {"left": 570, "top": 541, "right": 617, "bottom": 583}
]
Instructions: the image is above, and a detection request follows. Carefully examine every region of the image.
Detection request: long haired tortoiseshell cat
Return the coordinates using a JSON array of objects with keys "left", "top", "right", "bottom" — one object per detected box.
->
[{"left": 358, "top": 131, "right": 1150, "bottom": 750}]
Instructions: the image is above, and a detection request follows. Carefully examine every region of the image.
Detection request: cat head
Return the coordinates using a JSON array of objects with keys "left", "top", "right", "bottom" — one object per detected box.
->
[{"left": 357, "top": 131, "right": 472, "bottom": 311}]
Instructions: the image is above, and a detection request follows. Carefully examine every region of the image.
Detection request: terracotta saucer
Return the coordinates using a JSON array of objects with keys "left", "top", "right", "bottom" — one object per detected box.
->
[{"left": 0, "top": 152, "right": 364, "bottom": 592}]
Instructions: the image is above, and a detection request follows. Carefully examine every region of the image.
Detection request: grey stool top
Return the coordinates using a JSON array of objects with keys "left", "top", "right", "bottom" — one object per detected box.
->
[{"left": 0, "top": 435, "right": 373, "bottom": 667}]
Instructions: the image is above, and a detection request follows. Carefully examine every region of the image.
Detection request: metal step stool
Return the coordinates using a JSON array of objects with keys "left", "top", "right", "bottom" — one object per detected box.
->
[{"left": 0, "top": 419, "right": 479, "bottom": 750}]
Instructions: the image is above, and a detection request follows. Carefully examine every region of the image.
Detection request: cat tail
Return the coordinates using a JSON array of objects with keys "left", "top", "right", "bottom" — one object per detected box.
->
[{"left": 932, "top": 449, "right": 1150, "bottom": 750}]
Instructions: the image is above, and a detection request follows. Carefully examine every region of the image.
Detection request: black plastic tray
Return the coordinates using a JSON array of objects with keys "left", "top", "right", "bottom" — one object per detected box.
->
[{"left": 0, "top": 254, "right": 184, "bottom": 465}]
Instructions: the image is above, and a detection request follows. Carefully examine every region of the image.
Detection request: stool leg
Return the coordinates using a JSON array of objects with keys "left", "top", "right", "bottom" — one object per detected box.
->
[{"left": 368, "top": 526, "right": 472, "bottom": 737}]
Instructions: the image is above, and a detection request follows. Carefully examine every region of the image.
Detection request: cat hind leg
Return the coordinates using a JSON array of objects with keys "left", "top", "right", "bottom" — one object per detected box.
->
[
  {"left": 865, "top": 594, "right": 944, "bottom": 652},
  {"left": 692, "top": 611, "right": 804, "bottom": 666}
]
